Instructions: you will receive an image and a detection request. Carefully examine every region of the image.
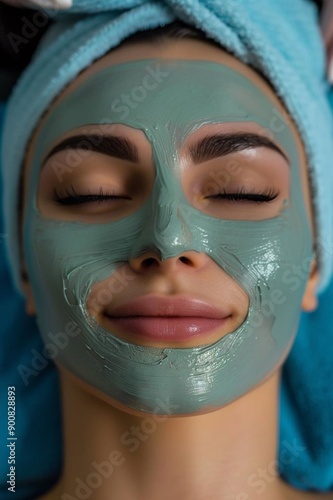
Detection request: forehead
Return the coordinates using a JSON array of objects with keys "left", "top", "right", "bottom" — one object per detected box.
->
[
  {"left": 25, "top": 38, "right": 304, "bottom": 164},
  {"left": 34, "top": 59, "right": 292, "bottom": 160},
  {"left": 48, "top": 38, "right": 288, "bottom": 120}
]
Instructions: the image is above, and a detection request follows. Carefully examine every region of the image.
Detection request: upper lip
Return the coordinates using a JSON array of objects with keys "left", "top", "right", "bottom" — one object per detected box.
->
[{"left": 105, "top": 295, "right": 231, "bottom": 319}]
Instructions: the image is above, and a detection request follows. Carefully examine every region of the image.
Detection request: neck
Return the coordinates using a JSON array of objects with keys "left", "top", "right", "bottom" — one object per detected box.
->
[{"left": 52, "top": 369, "right": 286, "bottom": 500}]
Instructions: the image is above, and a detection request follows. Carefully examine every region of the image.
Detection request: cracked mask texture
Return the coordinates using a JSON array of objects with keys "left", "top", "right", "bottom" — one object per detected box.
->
[{"left": 24, "top": 60, "right": 313, "bottom": 414}]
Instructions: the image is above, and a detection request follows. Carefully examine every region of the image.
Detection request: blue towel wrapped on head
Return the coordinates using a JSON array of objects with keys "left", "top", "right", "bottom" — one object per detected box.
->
[{"left": 1, "top": 0, "right": 333, "bottom": 496}]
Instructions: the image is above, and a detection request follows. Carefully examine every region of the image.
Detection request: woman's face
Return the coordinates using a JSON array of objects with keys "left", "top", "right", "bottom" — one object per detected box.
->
[{"left": 22, "top": 38, "right": 317, "bottom": 415}]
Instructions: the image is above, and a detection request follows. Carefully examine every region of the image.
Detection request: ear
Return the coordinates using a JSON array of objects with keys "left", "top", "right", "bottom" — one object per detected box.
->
[
  {"left": 21, "top": 270, "right": 36, "bottom": 316},
  {"left": 301, "top": 259, "right": 319, "bottom": 312}
]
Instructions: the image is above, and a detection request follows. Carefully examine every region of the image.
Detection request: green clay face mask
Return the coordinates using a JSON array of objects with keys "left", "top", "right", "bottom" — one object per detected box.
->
[{"left": 24, "top": 59, "right": 313, "bottom": 414}]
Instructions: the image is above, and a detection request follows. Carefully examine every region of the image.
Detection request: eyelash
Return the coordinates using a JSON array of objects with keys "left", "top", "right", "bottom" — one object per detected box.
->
[
  {"left": 52, "top": 185, "right": 279, "bottom": 206},
  {"left": 52, "top": 186, "right": 129, "bottom": 206},
  {"left": 206, "top": 187, "right": 279, "bottom": 204}
]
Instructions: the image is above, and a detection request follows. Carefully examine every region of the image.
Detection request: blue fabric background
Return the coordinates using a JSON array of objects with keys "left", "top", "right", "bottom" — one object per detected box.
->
[{"left": 279, "top": 280, "right": 333, "bottom": 490}]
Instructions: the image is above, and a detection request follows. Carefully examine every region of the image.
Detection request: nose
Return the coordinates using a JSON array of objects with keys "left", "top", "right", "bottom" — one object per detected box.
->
[
  {"left": 128, "top": 250, "right": 210, "bottom": 274},
  {"left": 129, "top": 175, "right": 200, "bottom": 259}
]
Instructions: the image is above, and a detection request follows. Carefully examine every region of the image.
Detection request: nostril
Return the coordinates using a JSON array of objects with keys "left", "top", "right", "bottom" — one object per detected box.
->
[
  {"left": 141, "top": 257, "right": 158, "bottom": 269},
  {"left": 132, "top": 252, "right": 202, "bottom": 271},
  {"left": 179, "top": 256, "right": 191, "bottom": 265}
]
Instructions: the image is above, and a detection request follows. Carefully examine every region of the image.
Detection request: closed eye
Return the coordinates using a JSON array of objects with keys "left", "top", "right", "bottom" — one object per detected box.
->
[
  {"left": 205, "top": 188, "right": 279, "bottom": 204},
  {"left": 52, "top": 186, "right": 279, "bottom": 207},
  {"left": 52, "top": 186, "right": 130, "bottom": 206}
]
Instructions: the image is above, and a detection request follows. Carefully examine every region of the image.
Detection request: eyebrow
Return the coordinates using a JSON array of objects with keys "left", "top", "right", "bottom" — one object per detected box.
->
[
  {"left": 43, "top": 134, "right": 139, "bottom": 165},
  {"left": 188, "top": 132, "right": 289, "bottom": 164},
  {"left": 42, "top": 131, "right": 288, "bottom": 167}
]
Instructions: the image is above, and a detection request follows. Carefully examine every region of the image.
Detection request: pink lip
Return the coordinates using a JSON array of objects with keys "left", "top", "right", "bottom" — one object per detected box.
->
[{"left": 104, "top": 296, "right": 231, "bottom": 343}]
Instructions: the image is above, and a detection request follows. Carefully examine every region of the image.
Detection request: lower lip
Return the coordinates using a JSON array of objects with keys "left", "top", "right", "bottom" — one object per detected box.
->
[{"left": 105, "top": 316, "right": 229, "bottom": 343}]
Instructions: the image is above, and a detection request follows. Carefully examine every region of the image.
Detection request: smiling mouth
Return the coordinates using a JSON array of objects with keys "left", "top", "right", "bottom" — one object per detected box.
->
[{"left": 98, "top": 294, "right": 233, "bottom": 346}]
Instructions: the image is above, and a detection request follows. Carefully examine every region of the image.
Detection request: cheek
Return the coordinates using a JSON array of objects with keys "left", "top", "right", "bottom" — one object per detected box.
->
[{"left": 85, "top": 265, "right": 139, "bottom": 318}]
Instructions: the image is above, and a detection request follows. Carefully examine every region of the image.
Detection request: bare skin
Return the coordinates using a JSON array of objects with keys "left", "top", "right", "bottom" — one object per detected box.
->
[{"left": 20, "top": 38, "right": 330, "bottom": 499}]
